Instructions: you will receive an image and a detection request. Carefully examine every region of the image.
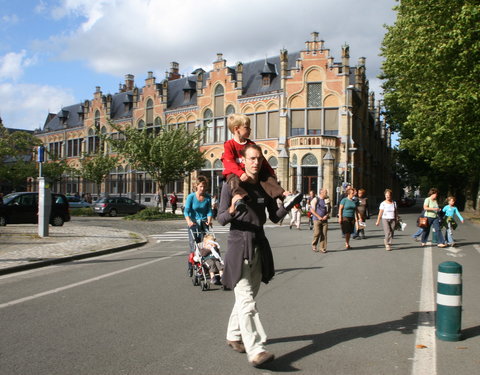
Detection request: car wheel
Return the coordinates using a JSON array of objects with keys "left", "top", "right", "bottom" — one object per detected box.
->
[
  {"left": 51, "top": 216, "right": 64, "bottom": 226},
  {"left": 0, "top": 216, "right": 7, "bottom": 226},
  {"left": 109, "top": 209, "right": 118, "bottom": 217}
]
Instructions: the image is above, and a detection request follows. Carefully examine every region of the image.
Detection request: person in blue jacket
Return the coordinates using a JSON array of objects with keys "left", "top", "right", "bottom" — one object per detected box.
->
[{"left": 442, "top": 196, "right": 464, "bottom": 246}]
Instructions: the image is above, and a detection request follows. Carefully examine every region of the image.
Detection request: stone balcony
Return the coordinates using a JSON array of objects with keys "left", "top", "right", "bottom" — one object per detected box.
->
[{"left": 287, "top": 135, "right": 339, "bottom": 149}]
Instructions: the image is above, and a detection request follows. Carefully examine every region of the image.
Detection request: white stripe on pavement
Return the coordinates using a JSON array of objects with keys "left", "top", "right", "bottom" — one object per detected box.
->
[
  {"left": 412, "top": 246, "right": 437, "bottom": 375},
  {"left": 474, "top": 244, "right": 480, "bottom": 254},
  {"left": 0, "top": 251, "right": 184, "bottom": 310}
]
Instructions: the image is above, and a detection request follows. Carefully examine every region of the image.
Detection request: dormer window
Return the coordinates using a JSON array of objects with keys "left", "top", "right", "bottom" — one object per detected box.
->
[{"left": 260, "top": 59, "right": 277, "bottom": 87}]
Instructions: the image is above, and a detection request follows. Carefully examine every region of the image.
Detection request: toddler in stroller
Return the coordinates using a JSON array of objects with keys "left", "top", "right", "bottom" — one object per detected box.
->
[{"left": 200, "top": 234, "right": 224, "bottom": 285}]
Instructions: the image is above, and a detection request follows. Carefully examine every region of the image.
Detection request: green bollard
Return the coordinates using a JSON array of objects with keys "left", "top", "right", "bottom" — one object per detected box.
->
[{"left": 436, "top": 261, "right": 462, "bottom": 341}]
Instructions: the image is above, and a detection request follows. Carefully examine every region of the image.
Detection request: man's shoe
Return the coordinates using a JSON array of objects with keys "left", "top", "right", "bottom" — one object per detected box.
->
[
  {"left": 227, "top": 340, "right": 246, "bottom": 353},
  {"left": 250, "top": 351, "right": 275, "bottom": 367},
  {"left": 283, "top": 192, "right": 303, "bottom": 211},
  {"left": 234, "top": 199, "right": 248, "bottom": 213}
]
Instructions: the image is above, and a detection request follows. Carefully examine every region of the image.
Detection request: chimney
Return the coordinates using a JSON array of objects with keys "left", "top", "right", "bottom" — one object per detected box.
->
[
  {"left": 145, "top": 71, "right": 156, "bottom": 86},
  {"left": 168, "top": 62, "right": 181, "bottom": 80},
  {"left": 280, "top": 49, "right": 288, "bottom": 78},
  {"left": 341, "top": 43, "right": 350, "bottom": 70},
  {"left": 125, "top": 74, "right": 134, "bottom": 91}
]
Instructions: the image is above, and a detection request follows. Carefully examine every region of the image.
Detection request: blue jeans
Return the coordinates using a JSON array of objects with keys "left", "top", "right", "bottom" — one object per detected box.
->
[
  {"left": 412, "top": 228, "right": 423, "bottom": 238},
  {"left": 445, "top": 221, "right": 455, "bottom": 244},
  {"left": 421, "top": 217, "right": 445, "bottom": 244}
]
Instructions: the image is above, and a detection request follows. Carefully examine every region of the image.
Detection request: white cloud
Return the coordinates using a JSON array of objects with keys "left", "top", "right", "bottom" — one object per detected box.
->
[
  {"left": 43, "top": 0, "right": 396, "bottom": 96},
  {"left": 1, "top": 14, "right": 20, "bottom": 25},
  {"left": 0, "top": 50, "right": 37, "bottom": 81},
  {"left": 0, "top": 82, "right": 75, "bottom": 130}
]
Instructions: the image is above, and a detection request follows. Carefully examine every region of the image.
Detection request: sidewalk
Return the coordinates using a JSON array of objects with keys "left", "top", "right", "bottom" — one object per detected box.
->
[{"left": 0, "top": 222, "right": 148, "bottom": 275}]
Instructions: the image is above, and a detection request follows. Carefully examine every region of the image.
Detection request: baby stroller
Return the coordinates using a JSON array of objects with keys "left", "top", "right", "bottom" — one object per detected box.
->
[{"left": 188, "top": 228, "right": 224, "bottom": 291}]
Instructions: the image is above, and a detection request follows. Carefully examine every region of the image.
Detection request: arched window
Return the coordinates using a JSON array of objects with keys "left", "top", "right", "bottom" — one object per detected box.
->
[
  {"left": 268, "top": 156, "right": 278, "bottom": 168},
  {"left": 94, "top": 111, "right": 100, "bottom": 129},
  {"left": 203, "top": 160, "right": 212, "bottom": 169},
  {"left": 138, "top": 119, "right": 145, "bottom": 129},
  {"left": 213, "top": 159, "right": 223, "bottom": 169},
  {"left": 213, "top": 85, "right": 225, "bottom": 142},
  {"left": 291, "top": 154, "right": 298, "bottom": 167},
  {"left": 226, "top": 105, "right": 235, "bottom": 115},
  {"left": 301, "top": 153, "right": 318, "bottom": 166},
  {"left": 146, "top": 99, "right": 154, "bottom": 126},
  {"left": 203, "top": 109, "right": 214, "bottom": 143}
]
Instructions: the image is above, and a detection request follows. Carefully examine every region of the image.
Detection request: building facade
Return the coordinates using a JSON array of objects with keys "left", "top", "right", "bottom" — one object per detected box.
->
[{"left": 34, "top": 32, "right": 394, "bottom": 206}]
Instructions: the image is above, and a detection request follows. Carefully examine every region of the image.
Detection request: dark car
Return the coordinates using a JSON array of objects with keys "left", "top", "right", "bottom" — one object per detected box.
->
[
  {"left": 93, "top": 197, "right": 146, "bottom": 217},
  {"left": 66, "top": 196, "right": 91, "bottom": 208},
  {"left": 0, "top": 192, "right": 71, "bottom": 226}
]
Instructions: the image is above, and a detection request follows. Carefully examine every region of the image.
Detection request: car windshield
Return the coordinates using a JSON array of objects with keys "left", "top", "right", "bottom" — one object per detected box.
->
[
  {"left": 96, "top": 198, "right": 107, "bottom": 203},
  {"left": 2, "top": 193, "right": 19, "bottom": 205}
]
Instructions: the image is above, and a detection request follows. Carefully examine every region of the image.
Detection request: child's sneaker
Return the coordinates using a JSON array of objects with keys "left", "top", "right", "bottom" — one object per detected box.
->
[{"left": 284, "top": 192, "right": 303, "bottom": 211}]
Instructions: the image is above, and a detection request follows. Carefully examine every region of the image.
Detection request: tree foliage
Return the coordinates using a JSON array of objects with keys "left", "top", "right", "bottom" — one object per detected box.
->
[
  {"left": 76, "top": 151, "right": 119, "bottom": 197},
  {"left": 381, "top": 0, "right": 480, "bottom": 207},
  {"left": 107, "top": 123, "right": 205, "bottom": 209},
  {"left": 0, "top": 126, "right": 40, "bottom": 191}
]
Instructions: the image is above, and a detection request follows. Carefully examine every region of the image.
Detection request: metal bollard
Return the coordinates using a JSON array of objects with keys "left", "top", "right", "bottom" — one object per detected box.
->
[{"left": 436, "top": 261, "right": 462, "bottom": 341}]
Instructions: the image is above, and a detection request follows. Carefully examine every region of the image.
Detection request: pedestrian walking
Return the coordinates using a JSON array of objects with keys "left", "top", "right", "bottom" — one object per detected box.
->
[
  {"left": 211, "top": 194, "right": 218, "bottom": 219},
  {"left": 217, "top": 144, "right": 288, "bottom": 368},
  {"left": 421, "top": 188, "right": 447, "bottom": 248},
  {"left": 154, "top": 191, "right": 161, "bottom": 209},
  {"left": 310, "top": 188, "right": 331, "bottom": 253},
  {"left": 306, "top": 190, "right": 316, "bottom": 230},
  {"left": 162, "top": 193, "right": 168, "bottom": 213},
  {"left": 289, "top": 191, "right": 302, "bottom": 230},
  {"left": 170, "top": 192, "right": 178, "bottom": 214},
  {"left": 442, "top": 196, "right": 464, "bottom": 246},
  {"left": 338, "top": 187, "right": 359, "bottom": 249},
  {"left": 353, "top": 188, "right": 369, "bottom": 239},
  {"left": 375, "top": 189, "right": 398, "bottom": 251}
]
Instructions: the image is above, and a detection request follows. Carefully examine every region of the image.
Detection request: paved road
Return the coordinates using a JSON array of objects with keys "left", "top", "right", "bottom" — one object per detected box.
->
[{"left": 0, "top": 210, "right": 479, "bottom": 374}]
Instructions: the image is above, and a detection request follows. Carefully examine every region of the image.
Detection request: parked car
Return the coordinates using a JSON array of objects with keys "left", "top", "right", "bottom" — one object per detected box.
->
[
  {"left": 0, "top": 192, "right": 70, "bottom": 226},
  {"left": 93, "top": 197, "right": 146, "bottom": 217},
  {"left": 66, "top": 196, "right": 91, "bottom": 208}
]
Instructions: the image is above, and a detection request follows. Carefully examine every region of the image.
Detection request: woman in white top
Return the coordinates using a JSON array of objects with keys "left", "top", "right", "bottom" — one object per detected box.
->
[{"left": 375, "top": 189, "right": 398, "bottom": 251}]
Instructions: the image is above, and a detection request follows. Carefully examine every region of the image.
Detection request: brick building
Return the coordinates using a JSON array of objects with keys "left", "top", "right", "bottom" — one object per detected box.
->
[{"left": 35, "top": 32, "right": 394, "bottom": 206}]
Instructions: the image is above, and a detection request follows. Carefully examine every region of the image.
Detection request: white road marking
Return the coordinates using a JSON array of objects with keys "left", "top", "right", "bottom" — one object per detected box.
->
[
  {"left": 474, "top": 244, "right": 480, "bottom": 254},
  {"left": 412, "top": 246, "right": 437, "bottom": 375},
  {"left": 0, "top": 251, "right": 184, "bottom": 310}
]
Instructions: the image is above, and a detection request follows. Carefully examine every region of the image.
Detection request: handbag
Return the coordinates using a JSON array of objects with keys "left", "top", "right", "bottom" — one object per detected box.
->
[{"left": 418, "top": 217, "right": 428, "bottom": 228}]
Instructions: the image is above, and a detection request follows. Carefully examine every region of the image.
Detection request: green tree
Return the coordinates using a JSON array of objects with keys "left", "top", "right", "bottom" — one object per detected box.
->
[
  {"left": 76, "top": 151, "right": 119, "bottom": 198},
  {"left": 0, "top": 125, "right": 40, "bottom": 192},
  {"left": 107, "top": 123, "right": 205, "bottom": 211},
  {"left": 41, "top": 156, "right": 71, "bottom": 187},
  {"left": 380, "top": 0, "right": 480, "bottom": 210}
]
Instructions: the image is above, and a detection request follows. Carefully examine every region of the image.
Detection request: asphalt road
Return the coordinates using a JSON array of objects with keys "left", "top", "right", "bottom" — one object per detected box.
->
[{"left": 0, "top": 209, "right": 479, "bottom": 375}]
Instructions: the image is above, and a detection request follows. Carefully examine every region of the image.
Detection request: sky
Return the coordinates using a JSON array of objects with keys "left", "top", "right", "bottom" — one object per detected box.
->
[{"left": 0, "top": 0, "right": 398, "bottom": 131}]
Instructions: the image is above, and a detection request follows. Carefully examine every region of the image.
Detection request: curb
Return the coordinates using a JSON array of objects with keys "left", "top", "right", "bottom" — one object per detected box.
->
[{"left": 0, "top": 238, "right": 148, "bottom": 276}]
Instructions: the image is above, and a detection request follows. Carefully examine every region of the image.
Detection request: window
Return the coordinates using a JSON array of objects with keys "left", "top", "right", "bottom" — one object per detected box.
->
[
  {"left": 138, "top": 119, "right": 145, "bottom": 129},
  {"left": 324, "top": 109, "right": 339, "bottom": 135},
  {"left": 214, "top": 85, "right": 224, "bottom": 117},
  {"left": 268, "top": 111, "right": 279, "bottom": 138},
  {"left": 203, "top": 109, "right": 214, "bottom": 143},
  {"left": 94, "top": 111, "right": 101, "bottom": 129},
  {"left": 290, "top": 110, "right": 305, "bottom": 136},
  {"left": 215, "top": 118, "right": 225, "bottom": 142},
  {"left": 67, "top": 138, "right": 81, "bottom": 157},
  {"left": 307, "top": 109, "right": 321, "bottom": 135},
  {"left": 307, "top": 83, "right": 322, "bottom": 107},
  {"left": 255, "top": 113, "right": 266, "bottom": 139},
  {"left": 146, "top": 99, "right": 154, "bottom": 126},
  {"left": 262, "top": 76, "right": 270, "bottom": 86}
]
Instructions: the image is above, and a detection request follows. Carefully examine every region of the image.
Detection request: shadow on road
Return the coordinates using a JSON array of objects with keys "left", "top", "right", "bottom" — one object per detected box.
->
[{"left": 263, "top": 311, "right": 422, "bottom": 372}]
